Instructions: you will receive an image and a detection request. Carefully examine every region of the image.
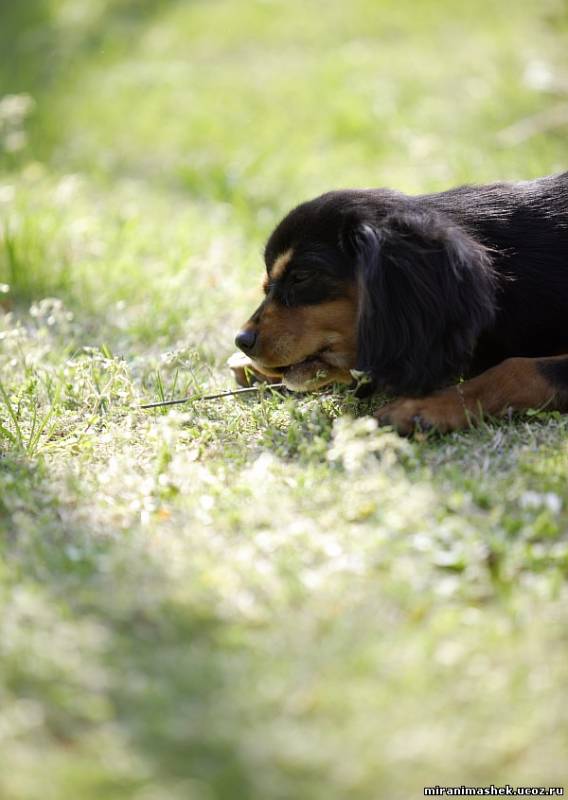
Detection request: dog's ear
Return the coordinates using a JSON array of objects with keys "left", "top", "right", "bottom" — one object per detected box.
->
[{"left": 348, "top": 210, "right": 498, "bottom": 395}]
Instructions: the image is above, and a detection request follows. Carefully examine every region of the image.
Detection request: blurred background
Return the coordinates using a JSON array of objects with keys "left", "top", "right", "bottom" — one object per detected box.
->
[
  {"left": 1, "top": 0, "right": 567, "bottom": 346},
  {"left": 1, "top": 2, "right": 568, "bottom": 799}
]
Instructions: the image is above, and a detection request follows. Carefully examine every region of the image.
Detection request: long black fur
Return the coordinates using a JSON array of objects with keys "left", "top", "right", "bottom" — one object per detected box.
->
[
  {"left": 354, "top": 211, "right": 498, "bottom": 394},
  {"left": 264, "top": 172, "right": 568, "bottom": 395}
]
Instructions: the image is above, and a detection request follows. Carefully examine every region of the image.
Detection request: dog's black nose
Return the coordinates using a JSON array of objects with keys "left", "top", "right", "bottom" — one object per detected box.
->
[{"left": 235, "top": 329, "right": 257, "bottom": 354}]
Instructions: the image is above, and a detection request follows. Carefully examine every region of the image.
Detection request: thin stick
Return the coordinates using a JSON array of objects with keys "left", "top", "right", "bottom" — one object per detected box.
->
[{"left": 139, "top": 383, "right": 285, "bottom": 410}]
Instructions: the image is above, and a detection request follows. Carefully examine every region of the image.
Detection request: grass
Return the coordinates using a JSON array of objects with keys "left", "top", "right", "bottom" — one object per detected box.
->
[{"left": 1, "top": 1, "right": 568, "bottom": 798}]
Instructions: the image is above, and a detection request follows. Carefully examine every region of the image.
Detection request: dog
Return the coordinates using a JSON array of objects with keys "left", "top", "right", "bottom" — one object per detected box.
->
[{"left": 233, "top": 172, "right": 568, "bottom": 433}]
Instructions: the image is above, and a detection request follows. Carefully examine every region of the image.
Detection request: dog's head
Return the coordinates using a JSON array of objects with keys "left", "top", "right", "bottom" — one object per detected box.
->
[{"left": 235, "top": 190, "right": 498, "bottom": 395}]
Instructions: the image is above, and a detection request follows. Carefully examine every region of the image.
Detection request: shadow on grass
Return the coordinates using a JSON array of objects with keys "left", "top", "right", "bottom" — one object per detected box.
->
[
  {"left": 0, "top": 0, "right": 206, "bottom": 166},
  {"left": 0, "top": 0, "right": 191, "bottom": 96},
  {"left": 0, "top": 452, "right": 257, "bottom": 798}
]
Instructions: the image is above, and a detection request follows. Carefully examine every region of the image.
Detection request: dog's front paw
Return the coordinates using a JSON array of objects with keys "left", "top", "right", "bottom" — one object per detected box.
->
[{"left": 375, "top": 389, "right": 473, "bottom": 435}]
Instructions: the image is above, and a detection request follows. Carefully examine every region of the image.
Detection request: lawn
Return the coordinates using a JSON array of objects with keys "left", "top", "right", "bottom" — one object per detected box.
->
[{"left": 1, "top": 1, "right": 568, "bottom": 798}]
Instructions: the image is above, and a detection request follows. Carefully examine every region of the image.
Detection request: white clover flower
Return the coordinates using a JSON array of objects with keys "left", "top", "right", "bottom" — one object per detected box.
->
[
  {"left": 0, "top": 94, "right": 35, "bottom": 124},
  {"left": 0, "top": 94, "right": 35, "bottom": 153},
  {"left": 327, "top": 415, "right": 411, "bottom": 473},
  {"left": 520, "top": 491, "right": 562, "bottom": 514}
]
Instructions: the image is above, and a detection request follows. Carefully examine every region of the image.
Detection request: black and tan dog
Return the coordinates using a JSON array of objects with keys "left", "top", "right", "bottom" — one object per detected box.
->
[{"left": 233, "top": 172, "right": 568, "bottom": 433}]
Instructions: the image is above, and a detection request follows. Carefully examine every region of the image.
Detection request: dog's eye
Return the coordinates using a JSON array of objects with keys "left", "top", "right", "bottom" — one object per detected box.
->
[{"left": 290, "top": 273, "right": 312, "bottom": 286}]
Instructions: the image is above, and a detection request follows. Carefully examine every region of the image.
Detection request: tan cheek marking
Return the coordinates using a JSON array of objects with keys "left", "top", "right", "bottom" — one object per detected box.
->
[
  {"left": 258, "top": 302, "right": 306, "bottom": 341},
  {"left": 252, "top": 301, "right": 306, "bottom": 364},
  {"left": 298, "top": 289, "right": 359, "bottom": 355},
  {"left": 256, "top": 288, "right": 358, "bottom": 367},
  {"left": 269, "top": 248, "right": 294, "bottom": 281}
]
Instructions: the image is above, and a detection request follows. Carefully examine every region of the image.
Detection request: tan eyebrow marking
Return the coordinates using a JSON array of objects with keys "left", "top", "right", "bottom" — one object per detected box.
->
[{"left": 269, "top": 248, "right": 294, "bottom": 281}]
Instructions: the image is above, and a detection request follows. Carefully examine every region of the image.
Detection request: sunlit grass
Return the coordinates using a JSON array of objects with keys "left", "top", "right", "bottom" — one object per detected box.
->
[{"left": 0, "top": 1, "right": 568, "bottom": 798}]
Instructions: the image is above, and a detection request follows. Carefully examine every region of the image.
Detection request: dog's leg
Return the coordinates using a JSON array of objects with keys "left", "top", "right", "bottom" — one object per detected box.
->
[{"left": 375, "top": 355, "right": 568, "bottom": 434}]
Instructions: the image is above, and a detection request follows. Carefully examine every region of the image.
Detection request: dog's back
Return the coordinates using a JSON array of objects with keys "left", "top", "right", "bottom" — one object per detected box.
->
[{"left": 422, "top": 172, "right": 568, "bottom": 249}]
